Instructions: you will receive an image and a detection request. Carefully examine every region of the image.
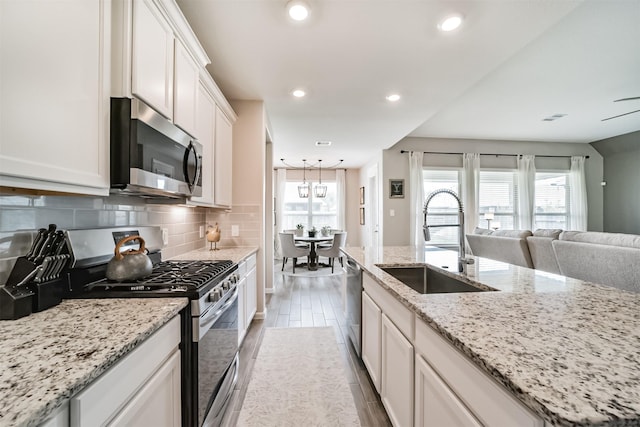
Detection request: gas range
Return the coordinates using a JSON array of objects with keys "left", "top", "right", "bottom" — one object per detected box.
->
[
  {"left": 79, "top": 259, "right": 237, "bottom": 299},
  {"left": 62, "top": 226, "right": 238, "bottom": 302}
]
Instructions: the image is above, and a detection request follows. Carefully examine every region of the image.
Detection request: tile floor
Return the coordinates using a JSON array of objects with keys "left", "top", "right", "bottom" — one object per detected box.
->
[{"left": 222, "top": 269, "right": 391, "bottom": 426}]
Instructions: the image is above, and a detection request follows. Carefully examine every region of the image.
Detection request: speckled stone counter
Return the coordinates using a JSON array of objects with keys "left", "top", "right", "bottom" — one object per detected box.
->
[
  {"left": 0, "top": 298, "right": 188, "bottom": 427},
  {"left": 170, "top": 246, "right": 258, "bottom": 263},
  {"left": 342, "top": 246, "right": 640, "bottom": 427}
]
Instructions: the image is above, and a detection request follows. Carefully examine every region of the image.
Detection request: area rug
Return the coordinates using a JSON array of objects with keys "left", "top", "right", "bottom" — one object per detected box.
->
[{"left": 237, "top": 327, "right": 361, "bottom": 426}]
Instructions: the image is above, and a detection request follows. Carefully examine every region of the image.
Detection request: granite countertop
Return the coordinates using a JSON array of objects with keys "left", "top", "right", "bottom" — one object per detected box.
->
[
  {"left": 0, "top": 298, "right": 188, "bottom": 427},
  {"left": 170, "top": 246, "right": 258, "bottom": 263},
  {"left": 342, "top": 246, "right": 640, "bottom": 427}
]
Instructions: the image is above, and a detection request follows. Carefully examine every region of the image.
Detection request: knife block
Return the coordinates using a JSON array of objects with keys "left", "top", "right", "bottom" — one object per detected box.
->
[{"left": 1, "top": 256, "right": 66, "bottom": 320}]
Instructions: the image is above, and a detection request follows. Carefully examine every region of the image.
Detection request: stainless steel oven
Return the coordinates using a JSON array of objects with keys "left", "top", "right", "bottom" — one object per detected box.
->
[{"left": 192, "top": 270, "right": 240, "bottom": 427}]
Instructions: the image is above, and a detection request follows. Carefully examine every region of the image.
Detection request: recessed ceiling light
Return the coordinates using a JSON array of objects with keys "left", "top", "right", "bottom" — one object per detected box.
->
[
  {"left": 287, "top": 1, "right": 310, "bottom": 21},
  {"left": 438, "top": 14, "right": 463, "bottom": 32},
  {"left": 292, "top": 89, "right": 306, "bottom": 98},
  {"left": 386, "top": 94, "right": 401, "bottom": 102}
]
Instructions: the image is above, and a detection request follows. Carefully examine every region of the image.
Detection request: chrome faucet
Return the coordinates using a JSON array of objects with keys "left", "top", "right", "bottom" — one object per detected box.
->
[{"left": 422, "top": 189, "right": 474, "bottom": 274}]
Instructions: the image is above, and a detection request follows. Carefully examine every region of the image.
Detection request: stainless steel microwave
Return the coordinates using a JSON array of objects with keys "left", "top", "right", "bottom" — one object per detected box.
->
[{"left": 110, "top": 97, "right": 202, "bottom": 199}]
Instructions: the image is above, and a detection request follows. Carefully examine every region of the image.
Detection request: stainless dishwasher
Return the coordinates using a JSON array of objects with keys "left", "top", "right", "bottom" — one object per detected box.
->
[{"left": 345, "top": 256, "right": 363, "bottom": 357}]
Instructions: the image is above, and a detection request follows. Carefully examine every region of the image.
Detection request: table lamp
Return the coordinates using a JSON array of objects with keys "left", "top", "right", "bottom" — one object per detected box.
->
[{"left": 484, "top": 212, "right": 494, "bottom": 229}]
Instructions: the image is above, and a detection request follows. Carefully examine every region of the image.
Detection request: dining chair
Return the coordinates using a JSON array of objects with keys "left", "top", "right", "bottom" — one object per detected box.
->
[
  {"left": 279, "top": 232, "right": 311, "bottom": 273},
  {"left": 283, "top": 229, "right": 308, "bottom": 248},
  {"left": 316, "top": 232, "right": 347, "bottom": 273}
]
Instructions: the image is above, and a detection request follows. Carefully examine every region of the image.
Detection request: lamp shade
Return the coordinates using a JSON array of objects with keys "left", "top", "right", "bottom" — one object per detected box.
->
[
  {"left": 484, "top": 212, "right": 494, "bottom": 220},
  {"left": 314, "top": 184, "right": 327, "bottom": 198},
  {"left": 298, "top": 182, "right": 309, "bottom": 198}
]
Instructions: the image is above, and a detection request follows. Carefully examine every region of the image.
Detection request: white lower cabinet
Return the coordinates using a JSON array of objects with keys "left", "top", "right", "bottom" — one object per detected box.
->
[
  {"left": 69, "top": 316, "right": 181, "bottom": 427},
  {"left": 381, "top": 314, "right": 414, "bottom": 427},
  {"left": 415, "top": 354, "right": 481, "bottom": 427},
  {"left": 362, "top": 291, "right": 382, "bottom": 393},
  {"left": 414, "top": 317, "right": 544, "bottom": 427},
  {"left": 238, "top": 253, "right": 257, "bottom": 344}
]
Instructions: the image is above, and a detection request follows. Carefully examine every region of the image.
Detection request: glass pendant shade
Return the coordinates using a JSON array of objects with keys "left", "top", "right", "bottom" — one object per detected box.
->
[
  {"left": 298, "top": 182, "right": 310, "bottom": 198},
  {"left": 314, "top": 184, "right": 327, "bottom": 198},
  {"left": 314, "top": 159, "right": 327, "bottom": 198},
  {"left": 298, "top": 159, "right": 309, "bottom": 198}
]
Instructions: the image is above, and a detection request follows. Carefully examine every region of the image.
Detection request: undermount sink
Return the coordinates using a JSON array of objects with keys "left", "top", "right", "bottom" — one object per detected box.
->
[{"left": 380, "top": 266, "right": 495, "bottom": 294}]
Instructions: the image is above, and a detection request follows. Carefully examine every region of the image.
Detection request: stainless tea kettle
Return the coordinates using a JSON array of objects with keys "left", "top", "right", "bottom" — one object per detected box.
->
[{"left": 106, "top": 235, "right": 153, "bottom": 282}]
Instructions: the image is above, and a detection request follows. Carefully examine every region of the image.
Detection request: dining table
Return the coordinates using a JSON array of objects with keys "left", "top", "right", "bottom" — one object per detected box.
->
[{"left": 294, "top": 235, "right": 333, "bottom": 271}]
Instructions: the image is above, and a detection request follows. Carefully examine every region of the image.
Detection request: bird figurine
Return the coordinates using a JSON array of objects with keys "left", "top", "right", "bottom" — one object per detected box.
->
[{"left": 206, "top": 223, "right": 221, "bottom": 250}]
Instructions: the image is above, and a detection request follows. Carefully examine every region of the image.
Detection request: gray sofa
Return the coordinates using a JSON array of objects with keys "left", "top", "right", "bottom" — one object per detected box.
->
[{"left": 466, "top": 228, "right": 640, "bottom": 293}]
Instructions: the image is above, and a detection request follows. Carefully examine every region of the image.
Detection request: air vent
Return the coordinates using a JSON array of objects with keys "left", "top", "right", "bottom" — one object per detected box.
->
[
  {"left": 315, "top": 141, "right": 332, "bottom": 147},
  {"left": 542, "top": 113, "right": 567, "bottom": 122}
]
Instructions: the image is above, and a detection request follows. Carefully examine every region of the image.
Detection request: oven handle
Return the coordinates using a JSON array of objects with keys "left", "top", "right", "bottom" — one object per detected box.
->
[{"left": 195, "top": 286, "right": 238, "bottom": 342}]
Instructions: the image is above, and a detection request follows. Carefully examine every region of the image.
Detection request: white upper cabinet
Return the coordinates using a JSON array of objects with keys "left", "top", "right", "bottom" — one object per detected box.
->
[
  {"left": 214, "top": 106, "right": 233, "bottom": 208},
  {"left": 0, "top": 0, "right": 110, "bottom": 196},
  {"left": 173, "top": 40, "right": 199, "bottom": 137},
  {"left": 131, "top": 0, "right": 175, "bottom": 119},
  {"left": 189, "top": 81, "right": 216, "bottom": 206}
]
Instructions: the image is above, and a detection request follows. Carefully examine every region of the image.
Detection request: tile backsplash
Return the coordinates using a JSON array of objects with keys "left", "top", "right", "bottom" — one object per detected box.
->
[
  {"left": 205, "top": 205, "right": 261, "bottom": 249},
  {"left": 0, "top": 194, "right": 209, "bottom": 284}
]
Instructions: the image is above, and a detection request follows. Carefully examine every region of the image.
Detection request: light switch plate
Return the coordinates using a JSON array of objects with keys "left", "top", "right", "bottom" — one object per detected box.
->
[
  {"left": 199, "top": 225, "right": 205, "bottom": 238},
  {"left": 390, "top": 209, "right": 395, "bottom": 217},
  {"left": 231, "top": 225, "right": 239, "bottom": 237},
  {"left": 161, "top": 228, "right": 169, "bottom": 246}
]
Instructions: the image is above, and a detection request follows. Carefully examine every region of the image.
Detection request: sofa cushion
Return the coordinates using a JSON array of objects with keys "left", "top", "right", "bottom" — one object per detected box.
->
[
  {"left": 526, "top": 236, "right": 561, "bottom": 274},
  {"left": 491, "top": 229, "right": 533, "bottom": 239},
  {"left": 533, "top": 229, "right": 562, "bottom": 239},
  {"left": 473, "top": 227, "right": 493, "bottom": 235},
  {"left": 559, "top": 231, "right": 640, "bottom": 249},
  {"left": 552, "top": 239, "right": 640, "bottom": 293},
  {"left": 466, "top": 233, "right": 534, "bottom": 268}
]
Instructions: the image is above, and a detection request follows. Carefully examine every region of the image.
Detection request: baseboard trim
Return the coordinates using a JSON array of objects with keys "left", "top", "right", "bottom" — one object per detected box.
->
[
  {"left": 254, "top": 308, "right": 267, "bottom": 320},
  {"left": 265, "top": 287, "right": 274, "bottom": 294}
]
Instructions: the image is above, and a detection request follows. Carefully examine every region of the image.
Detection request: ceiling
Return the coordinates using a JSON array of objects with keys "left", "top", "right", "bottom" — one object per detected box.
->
[{"left": 177, "top": 0, "right": 640, "bottom": 169}]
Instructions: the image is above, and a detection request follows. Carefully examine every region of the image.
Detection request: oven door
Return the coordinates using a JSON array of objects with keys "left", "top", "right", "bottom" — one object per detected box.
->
[{"left": 197, "top": 286, "right": 239, "bottom": 427}]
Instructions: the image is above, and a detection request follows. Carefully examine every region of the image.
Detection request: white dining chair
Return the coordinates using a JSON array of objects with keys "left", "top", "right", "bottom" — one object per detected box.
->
[
  {"left": 316, "top": 232, "right": 347, "bottom": 273},
  {"left": 279, "top": 232, "right": 311, "bottom": 273}
]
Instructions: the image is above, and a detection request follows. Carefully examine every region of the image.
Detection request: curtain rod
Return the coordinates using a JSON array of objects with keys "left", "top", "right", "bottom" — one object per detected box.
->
[{"left": 399, "top": 150, "right": 589, "bottom": 159}]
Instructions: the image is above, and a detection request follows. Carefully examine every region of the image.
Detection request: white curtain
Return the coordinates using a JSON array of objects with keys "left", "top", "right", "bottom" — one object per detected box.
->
[
  {"left": 336, "top": 169, "right": 346, "bottom": 231},
  {"left": 517, "top": 155, "right": 536, "bottom": 230},
  {"left": 275, "top": 168, "right": 287, "bottom": 258},
  {"left": 569, "top": 156, "right": 588, "bottom": 231},
  {"left": 409, "top": 151, "right": 425, "bottom": 247},
  {"left": 462, "top": 153, "right": 480, "bottom": 249}
]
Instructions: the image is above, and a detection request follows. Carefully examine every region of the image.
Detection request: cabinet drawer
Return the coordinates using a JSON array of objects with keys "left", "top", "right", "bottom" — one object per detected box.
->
[
  {"left": 415, "top": 318, "right": 543, "bottom": 427},
  {"left": 363, "top": 272, "right": 414, "bottom": 340}
]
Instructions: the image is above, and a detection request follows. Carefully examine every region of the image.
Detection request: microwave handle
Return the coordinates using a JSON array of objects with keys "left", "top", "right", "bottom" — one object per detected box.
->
[{"left": 183, "top": 142, "right": 201, "bottom": 192}]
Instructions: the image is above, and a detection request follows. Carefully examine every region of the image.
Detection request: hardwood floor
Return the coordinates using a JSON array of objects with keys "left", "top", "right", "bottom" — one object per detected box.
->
[{"left": 222, "top": 268, "right": 391, "bottom": 426}]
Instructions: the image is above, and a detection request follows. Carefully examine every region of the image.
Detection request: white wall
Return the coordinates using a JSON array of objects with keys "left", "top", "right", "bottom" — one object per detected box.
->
[{"left": 379, "top": 137, "right": 604, "bottom": 246}]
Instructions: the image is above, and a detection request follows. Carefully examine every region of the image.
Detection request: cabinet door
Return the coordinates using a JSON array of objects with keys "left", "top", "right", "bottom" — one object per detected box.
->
[
  {"left": 173, "top": 40, "right": 199, "bottom": 137},
  {"left": 246, "top": 265, "right": 257, "bottom": 326},
  {"left": 214, "top": 106, "right": 233, "bottom": 207},
  {"left": 189, "top": 82, "right": 215, "bottom": 206},
  {"left": 237, "top": 276, "right": 247, "bottom": 345},
  {"left": 131, "top": 0, "right": 174, "bottom": 119},
  {"left": 382, "top": 314, "right": 414, "bottom": 427},
  {"left": 109, "top": 351, "right": 181, "bottom": 427},
  {"left": 362, "top": 291, "right": 382, "bottom": 393},
  {"left": 0, "top": 0, "right": 109, "bottom": 195},
  {"left": 415, "top": 355, "right": 481, "bottom": 427}
]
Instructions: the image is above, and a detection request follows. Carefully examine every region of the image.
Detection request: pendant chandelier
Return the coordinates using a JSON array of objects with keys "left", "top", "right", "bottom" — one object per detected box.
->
[
  {"left": 298, "top": 160, "right": 310, "bottom": 198},
  {"left": 314, "top": 160, "right": 327, "bottom": 198}
]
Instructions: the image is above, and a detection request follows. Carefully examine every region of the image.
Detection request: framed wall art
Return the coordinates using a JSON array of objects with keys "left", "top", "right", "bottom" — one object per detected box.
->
[
  {"left": 389, "top": 179, "right": 404, "bottom": 198},
  {"left": 359, "top": 186, "right": 365, "bottom": 205},
  {"left": 359, "top": 207, "right": 365, "bottom": 225}
]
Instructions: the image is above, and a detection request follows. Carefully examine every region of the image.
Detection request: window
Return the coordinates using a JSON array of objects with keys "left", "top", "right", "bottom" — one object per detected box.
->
[
  {"left": 478, "top": 171, "right": 517, "bottom": 230},
  {"left": 423, "top": 169, "right": 460, "bottom": 246},
  {"left": 282, "top": 182, "right": 338, "bottom": 230},
  {"left": 535, "top": 172, "right": 569, "bottom": 229}
]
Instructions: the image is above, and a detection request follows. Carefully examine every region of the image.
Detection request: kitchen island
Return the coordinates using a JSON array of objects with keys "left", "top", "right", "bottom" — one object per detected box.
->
[
  {"left": 0, "top": 298, "right": 188, "bottom": 427},
  {"left": 343, "top": 246, "right": 640, "bottom": 427}
]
